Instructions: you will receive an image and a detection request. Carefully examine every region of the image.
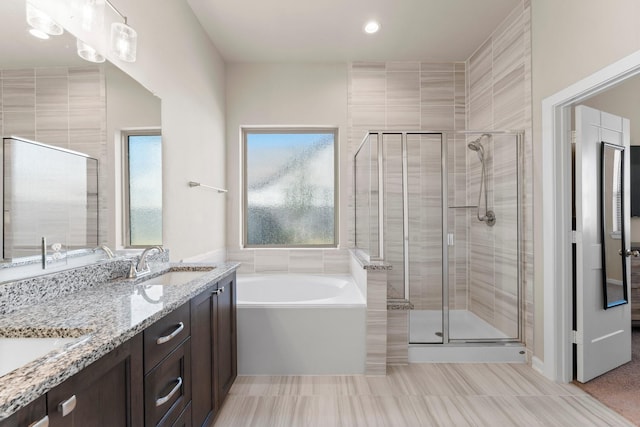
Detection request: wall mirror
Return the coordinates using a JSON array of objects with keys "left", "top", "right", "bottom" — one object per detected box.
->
[
  {"left": 600, "top": 141, "right": 629, "bottom": 309},
  {"left": 0, "top": 0, "right": 161, "bottom": 284},
  {"left": 3, "top": 137, "right": 99, "bottom": 261}
]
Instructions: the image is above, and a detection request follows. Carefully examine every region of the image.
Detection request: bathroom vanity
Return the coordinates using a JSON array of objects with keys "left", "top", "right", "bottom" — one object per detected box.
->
[{"left": 0, "top": 259, "right": 238, "bottom": 427}]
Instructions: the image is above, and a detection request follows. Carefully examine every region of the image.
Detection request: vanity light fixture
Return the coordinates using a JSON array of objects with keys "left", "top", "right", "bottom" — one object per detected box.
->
[
  {"left": 77, "top": 38, "right": 105, "bottom": 63},
  {"left": 106, "top": 0, "right": 137, "bottom": 62},
  {"left": 81, "top": 0, "right": 106, "bottom": 32},
  {"left": 28, "top": 28, "right": 50, "bottom": 40},
  {"left": 364, "top": 20, "right": 380, "bottom": 34},
  {"left": 26, "top": 0, "right": 64, "bottom": 37}
]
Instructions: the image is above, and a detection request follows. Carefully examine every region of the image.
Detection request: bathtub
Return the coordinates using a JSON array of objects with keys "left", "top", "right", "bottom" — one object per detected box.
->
[{"left": 236, "top": 274, "right": 366, "bottom": 375}]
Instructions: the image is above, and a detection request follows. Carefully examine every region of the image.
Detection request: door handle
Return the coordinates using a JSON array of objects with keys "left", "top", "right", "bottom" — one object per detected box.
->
[
  {"left": 58, "top": 395, "right": 76, "bottom": 417},
  {"left": 156, "top": 322, "right": 185, "bottom": 345},
  {"left": 29, "top": 415, "right": 49, "bottom": 427},
  {"left": 618, "top": 249, "right": 639, "bottom": 257},
  {"left": 155, "top": 377, "right": 183, "bottom": 407}
]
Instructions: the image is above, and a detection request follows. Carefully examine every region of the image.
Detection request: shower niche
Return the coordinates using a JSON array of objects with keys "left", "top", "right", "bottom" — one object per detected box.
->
[{"left": 355, "top": 130, "right": 524, "bottom": 349}]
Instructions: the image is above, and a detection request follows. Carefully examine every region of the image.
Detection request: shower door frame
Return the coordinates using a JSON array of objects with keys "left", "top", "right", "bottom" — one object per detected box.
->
[
  {"left": 444, "top": 131, "right": 525, "bottom": 345},
  {"left": 356, "top": 130, "right": 526, "bottom": 345}
]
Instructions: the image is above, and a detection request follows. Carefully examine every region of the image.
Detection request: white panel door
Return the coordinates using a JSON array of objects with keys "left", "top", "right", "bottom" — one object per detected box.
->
[{"left": 575, "top": 105, "right": 631, "bottom": 383}]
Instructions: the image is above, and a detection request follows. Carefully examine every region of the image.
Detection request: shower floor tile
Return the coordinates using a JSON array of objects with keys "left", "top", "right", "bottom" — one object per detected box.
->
[{"left": 409, "top": 309, "right": 510, "bottom": 343}]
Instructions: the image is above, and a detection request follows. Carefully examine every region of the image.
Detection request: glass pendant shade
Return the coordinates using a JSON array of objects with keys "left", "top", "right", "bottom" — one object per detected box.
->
[
  {"left": 77, "top": 39, "right": 105, "bottom": 63},
  {"left": 82, "top": 0, "right": 105, "bottom": 31},
  {"left": 26, "top": 1, "right": 63, "bottom": 36},
  {"left": 110, "top": 22, "right": 137, "bottom": 62}
]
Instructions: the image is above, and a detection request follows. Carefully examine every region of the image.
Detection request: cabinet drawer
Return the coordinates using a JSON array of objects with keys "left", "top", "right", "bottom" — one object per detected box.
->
[
  {"left": 145, "top": 338, "right": 191, "bottom": 427},
  {"left": 171, "top": 402, "right": 191, "bottom": 427},
  {"left": 144, "top": 302, "right": 190, "bottom": 371}
]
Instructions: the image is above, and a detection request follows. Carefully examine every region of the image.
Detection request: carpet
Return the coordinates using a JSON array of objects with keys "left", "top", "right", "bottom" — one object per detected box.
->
[{"left": 574, "top": 327, "right": 640, "bottom": 426}]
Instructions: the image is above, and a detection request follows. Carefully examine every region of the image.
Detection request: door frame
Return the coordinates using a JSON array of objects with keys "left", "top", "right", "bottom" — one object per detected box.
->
[{"left": 542, "top": 50, "right": 640, "bottom": 382}]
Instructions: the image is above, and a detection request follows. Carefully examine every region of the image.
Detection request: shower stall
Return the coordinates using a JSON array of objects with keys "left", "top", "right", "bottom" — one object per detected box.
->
[{"left": 354, "top": 130, "right": 524, "bottom": 353}]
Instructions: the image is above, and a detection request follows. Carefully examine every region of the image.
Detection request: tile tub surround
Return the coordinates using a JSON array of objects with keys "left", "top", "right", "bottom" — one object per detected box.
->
[
  {"left": 349, "top": 250, "right": 391, "bottom": 375},
  {"left": 0, "top": 260, "right": 239, "bottom": 420},
  {"left": 227, "top": 248, "right": 351, "bottom": 275}
]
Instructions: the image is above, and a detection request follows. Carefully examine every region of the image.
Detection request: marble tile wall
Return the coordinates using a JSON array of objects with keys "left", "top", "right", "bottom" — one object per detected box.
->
[
  {"left": 0, "top": 66, "right": 108, "bottom": 246},
  {"left": 349, "top": 62, "right": 467, "bottom": 308},
  {"left": 466, "top": 2, "right": 532, "bottom": 347}
]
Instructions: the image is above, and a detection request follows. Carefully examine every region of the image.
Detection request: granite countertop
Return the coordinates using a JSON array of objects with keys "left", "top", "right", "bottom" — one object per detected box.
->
[{"left": 0, "top": 261, "right": 239, "bottom": 420}]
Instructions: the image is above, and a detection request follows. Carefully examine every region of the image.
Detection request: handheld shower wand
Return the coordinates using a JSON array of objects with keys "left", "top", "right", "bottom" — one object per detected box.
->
[{"left": 467, "top": 134, "right": 496, "bottom": 226}]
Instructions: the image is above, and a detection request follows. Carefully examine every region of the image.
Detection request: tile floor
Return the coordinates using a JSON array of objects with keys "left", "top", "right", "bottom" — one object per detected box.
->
[{"left": 214, "top": 363, "right": 634, "bottom": 426}]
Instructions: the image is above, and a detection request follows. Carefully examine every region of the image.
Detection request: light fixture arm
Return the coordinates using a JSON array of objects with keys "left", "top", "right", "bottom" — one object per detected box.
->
[{"left": 105, "top": 0, "right": 127, "bottom": 24}]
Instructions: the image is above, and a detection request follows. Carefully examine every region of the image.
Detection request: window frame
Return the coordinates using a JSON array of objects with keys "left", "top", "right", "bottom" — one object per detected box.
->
[
  {"left": 242, "top": 127, "right": 339, "bottom": 249},
  {"left": 122, "top": 129, "right": 162, "bottom": 248}
]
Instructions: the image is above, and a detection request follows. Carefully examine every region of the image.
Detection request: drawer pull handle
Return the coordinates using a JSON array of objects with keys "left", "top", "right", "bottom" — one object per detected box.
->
[
  {"left": 212, "top": 287, "right": 224, "bottom": 295},
  {"left": 29, "top": 416, "right": 49, "bottom": 427},
  {"left": 155, "top": 376, "right": 183, "bottom": 407},
  {"left": 156, "top": 322, "right": 184, "bottom": 345},
  {"left": 58, "top": 395, "right": 77, "bottom": 417}
]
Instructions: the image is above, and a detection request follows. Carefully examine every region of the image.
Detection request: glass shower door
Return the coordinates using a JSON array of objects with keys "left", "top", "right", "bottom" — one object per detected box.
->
[
  {"left": 448, "top": 133, "right": 521, "bottom": 341},
  {"left": 405, "top": 133, "right": 443, "bottom": 344}
]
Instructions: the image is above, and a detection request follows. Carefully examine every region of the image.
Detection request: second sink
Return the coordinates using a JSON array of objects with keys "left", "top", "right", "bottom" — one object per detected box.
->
[{"left": 138, "top": 269, "right": 215, "bottom": 287}]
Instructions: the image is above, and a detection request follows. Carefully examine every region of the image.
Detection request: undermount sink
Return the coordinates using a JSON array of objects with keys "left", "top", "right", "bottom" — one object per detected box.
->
[
  {"left": 138, "top": 268, "right": 215, "bottom": 287},
  {"left": 0, "top": 330, "right": 92, "bottom": 378}
]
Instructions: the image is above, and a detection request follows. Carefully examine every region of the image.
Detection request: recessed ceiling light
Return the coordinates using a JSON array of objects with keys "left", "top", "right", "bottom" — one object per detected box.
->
[
  {"left": 29, "top": 28, "right": 50, "bottom": 39},
  {"left": 364, "top": 21, "right": 380, "bottom": 34}
]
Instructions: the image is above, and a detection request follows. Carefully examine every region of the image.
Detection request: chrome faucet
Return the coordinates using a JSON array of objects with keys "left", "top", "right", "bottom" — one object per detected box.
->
[
  {"left": 127, "top": 246, "right": 165, "bottom": 279},
  {"left": 94, "top": 245, "right": 115, "bottom": 259}
]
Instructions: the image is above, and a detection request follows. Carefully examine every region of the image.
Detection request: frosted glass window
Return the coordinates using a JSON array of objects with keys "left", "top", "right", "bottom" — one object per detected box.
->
[
  {"left": 243, "top": 129, "right": 337, "bottom": 247},
  {"left": 126, "top": 133, "right": 162, "bottom": 246}
]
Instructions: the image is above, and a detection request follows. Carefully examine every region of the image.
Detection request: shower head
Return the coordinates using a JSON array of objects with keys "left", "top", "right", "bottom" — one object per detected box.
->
[
  {"left": 467, "top": 140, "right": 481, "bottom": 151},
  {"left": 467, "top": 137, "right": 485, "bottom": 158},
  {"left": 467, "top": 134, "right": 491, "bottom": 159}
]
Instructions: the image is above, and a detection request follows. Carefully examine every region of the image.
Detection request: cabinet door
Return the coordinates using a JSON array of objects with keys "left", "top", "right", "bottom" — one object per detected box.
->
[
  {"left": 190, "top": 284, "right": 216, "bottom": 427},
  {"left": 0, "top": 395, "right": 47, "bottom": 427},
  {"left": 215, "top": 272, "right": 237, "bottom": 407},
  {"left": 47, "top": 334, "right": 144, "bottom": 427}
]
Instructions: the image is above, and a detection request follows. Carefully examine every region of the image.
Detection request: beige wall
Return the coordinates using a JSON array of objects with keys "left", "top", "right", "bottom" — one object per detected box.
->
[
  {"left": 105, "top": 63, "right": 161, "bottom": 250},
  {"left": 582, "top": 75, "right": 640, "bottom": 242},
  {"left": 37, "top": 0, "right": 227, "bottom": 261},
  {"left": 225, "top": 63, "right": 351, "bottom": 274},
  {"left": 531, "top": 0, "right": 640, "bottom": 359}
]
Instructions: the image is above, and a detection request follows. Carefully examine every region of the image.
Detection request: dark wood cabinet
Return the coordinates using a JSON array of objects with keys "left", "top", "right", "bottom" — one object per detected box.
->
[
  {"left": 0, "top": 271, "right": 237, "bottom": 427},
  {"left": 215, "top": 273, "right": 237, "bottom": 408},
  {"left": 190, "top": 285, "right": 216, "bottom": 427},
  {"left": 0, "top": 395, "right": 47, "bottom": 427},
  {"left": 190, "top": 272, "right": 236, "bottom": 427},
  {"left": 47, "top": 334, "right": 144, "bottom": 427}
]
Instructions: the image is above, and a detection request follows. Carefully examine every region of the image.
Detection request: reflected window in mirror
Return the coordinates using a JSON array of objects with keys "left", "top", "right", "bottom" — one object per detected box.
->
[
  {"left": 124, "top": 130, "right": 162, "bottom": 247},
  {"left": 610, "top": 147, "right": 622, "bottom": 240}
]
